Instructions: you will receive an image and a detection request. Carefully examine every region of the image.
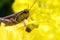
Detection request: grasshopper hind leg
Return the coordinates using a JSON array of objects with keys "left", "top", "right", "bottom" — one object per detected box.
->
[{"left": 0, "top": 18, "right": 14, "bottom": 26}]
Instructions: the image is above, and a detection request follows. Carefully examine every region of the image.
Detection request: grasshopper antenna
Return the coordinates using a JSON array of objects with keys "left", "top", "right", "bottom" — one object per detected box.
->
[
  {"left": 28, "top": 0, "right": 37, "bottom": 20},
  {"left": 29, "top": 0, "right": 37, "bottom": 10}
]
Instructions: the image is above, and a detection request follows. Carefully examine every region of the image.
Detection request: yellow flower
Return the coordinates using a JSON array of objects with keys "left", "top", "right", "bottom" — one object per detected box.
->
[{"left": 1, "top": 0, "right": 60, "bottom": 40}]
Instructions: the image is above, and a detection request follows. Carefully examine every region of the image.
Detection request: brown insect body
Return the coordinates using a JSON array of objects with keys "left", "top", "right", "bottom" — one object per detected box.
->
[
  {"left": 0, "top": 0, "right": 37, "bottom": 26},
  {"left": 0, "top": 9, "right": 29, "bottom": 26}
]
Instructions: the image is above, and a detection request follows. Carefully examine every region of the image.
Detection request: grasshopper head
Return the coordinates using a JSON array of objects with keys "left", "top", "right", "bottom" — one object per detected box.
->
[{"left": 23, "top": 9, "right": 29, "bottom": 13}]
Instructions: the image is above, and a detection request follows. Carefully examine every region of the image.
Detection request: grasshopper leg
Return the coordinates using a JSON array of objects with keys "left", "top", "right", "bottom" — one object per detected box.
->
[
  {"left": 10, "top": 18, "right": 18, "bottom": 24},
  {"left": 0, "top": 18, "right": 13, "bottom": 26}
]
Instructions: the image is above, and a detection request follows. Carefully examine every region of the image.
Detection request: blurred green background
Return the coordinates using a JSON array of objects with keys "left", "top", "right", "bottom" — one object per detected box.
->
[{"left": 0, "top": 0, "right": 14, "bottom": 17}]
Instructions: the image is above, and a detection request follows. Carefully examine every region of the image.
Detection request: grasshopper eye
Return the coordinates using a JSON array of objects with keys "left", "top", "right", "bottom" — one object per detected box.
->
[{"left": 23, "top": 9, "right": 29, "bottom": 13}]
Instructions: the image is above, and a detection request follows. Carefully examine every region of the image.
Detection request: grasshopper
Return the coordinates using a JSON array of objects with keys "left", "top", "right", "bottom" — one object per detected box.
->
[
  {"left": 0, "top": 9, "right": 29, "bottom": 26},
  {"left": 0, "top": 0, "right": 37, "bottom": 26}
]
